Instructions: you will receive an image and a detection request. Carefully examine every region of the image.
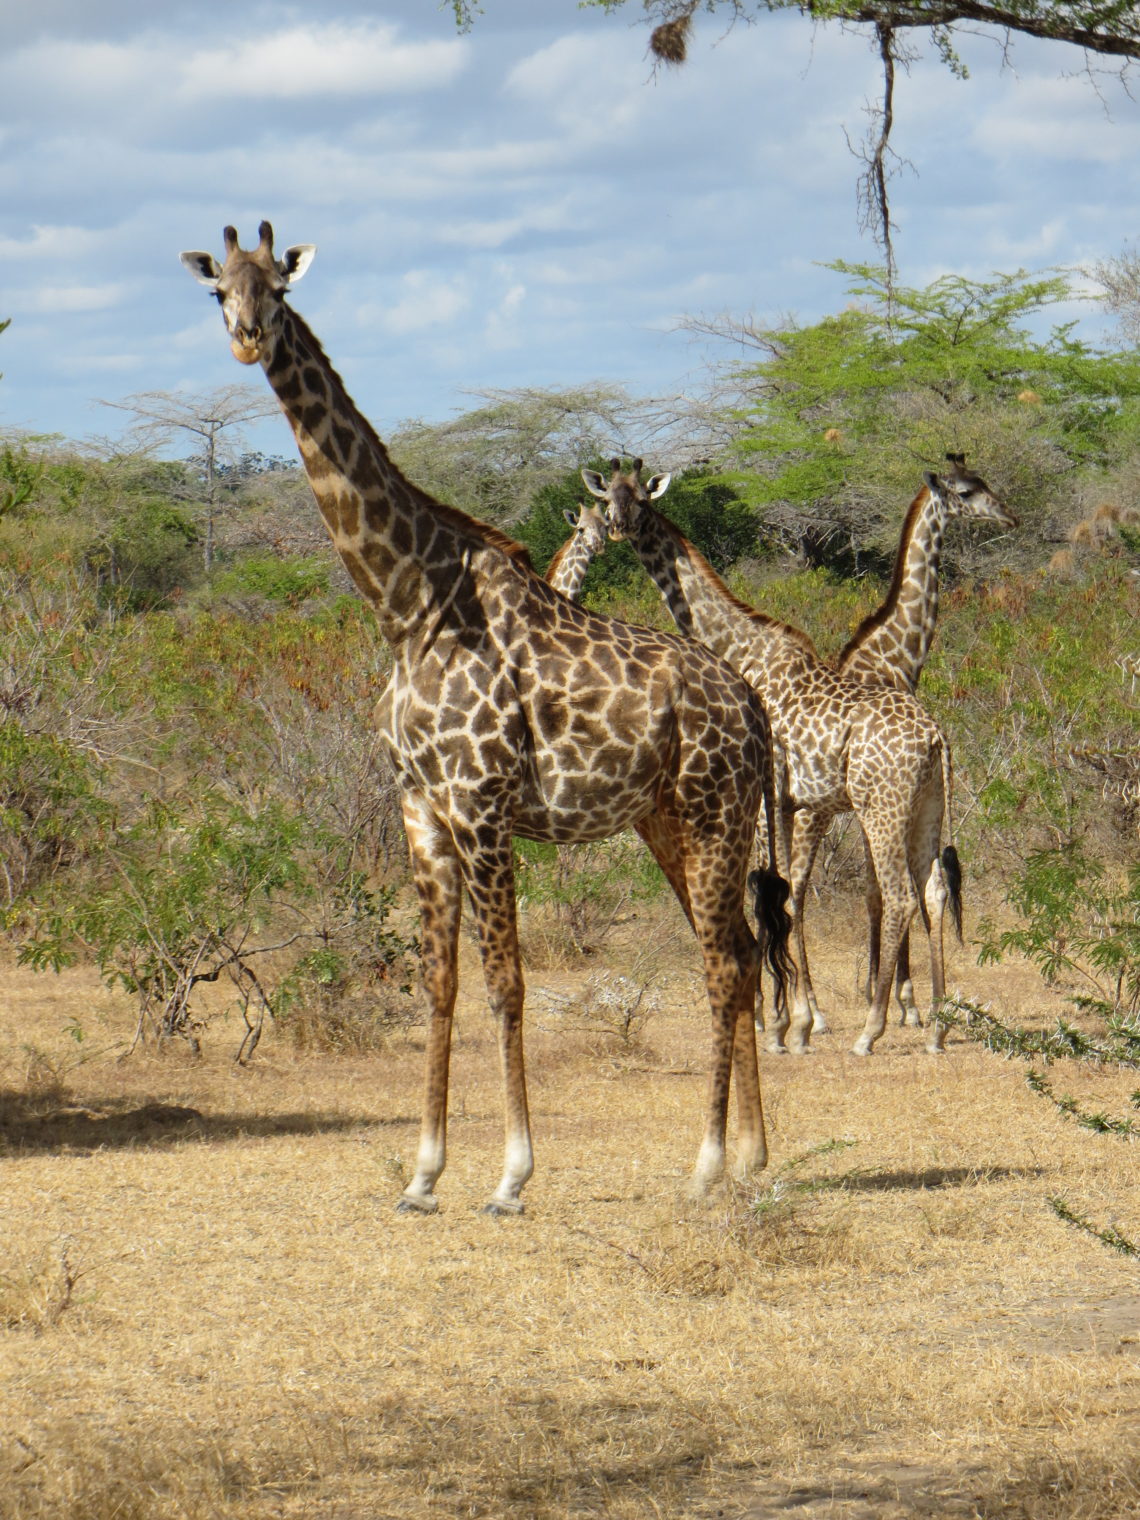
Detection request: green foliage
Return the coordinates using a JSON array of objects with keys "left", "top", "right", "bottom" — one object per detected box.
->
[
  {"left": 19, "top": 796, "right": 309, "bottom": 1047},
  {"left": 978, "top": 847, "right": 1140, "bottom": 1020},
  {"left": 210, "top": 553, "right": 331, "bottom": 607},
  {"left": 515, "top": 833, "right": 665, "bottom": 955},
  {"left": 730, "top": 264, "right": 1140, "bottom": 572},
  {"left": 515, "top": 463, "right": 762, "bottom": 596},
  {"left": 0, "top": 722, "right": 110, "bottom": 909},
  {"left": 18, "top": 794, "right": 410, "bottom": 1060},
  {"left": 1047, "top": 1196, "right": 1140, "bottom": 1258},
  {"left": 0, "top": 441, "right": 44, "bottom": 518},
  {"left": 941, "top": 998, "right": 1140, "bottom": 1068}
]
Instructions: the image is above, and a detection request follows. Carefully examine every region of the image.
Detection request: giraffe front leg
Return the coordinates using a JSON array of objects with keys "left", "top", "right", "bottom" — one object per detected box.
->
[
  {"left": 398, "top": 794, "right": 462, "bottom": 1215},
  {"left": 463, "top": 839, "right": 534, "bottom": 1216}
]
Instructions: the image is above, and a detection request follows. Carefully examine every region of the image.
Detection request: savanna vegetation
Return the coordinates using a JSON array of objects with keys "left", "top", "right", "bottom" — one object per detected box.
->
[{"left": 2, "top": 266, "right": 1139, "bottom": 1517}]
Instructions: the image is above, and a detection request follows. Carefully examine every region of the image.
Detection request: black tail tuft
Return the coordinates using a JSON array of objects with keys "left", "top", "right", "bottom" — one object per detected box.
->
[
  {"left": 747, "top": 866, "right": 795, "bottom": 1017},
  {"left": 941, "top": 845, "right": 963, "bottom": 941}
]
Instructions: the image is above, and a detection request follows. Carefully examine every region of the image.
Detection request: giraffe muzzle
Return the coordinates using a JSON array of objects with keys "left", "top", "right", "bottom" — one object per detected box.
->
[{"left": 230, "top": 330, "right": 262, "bottom": 365}]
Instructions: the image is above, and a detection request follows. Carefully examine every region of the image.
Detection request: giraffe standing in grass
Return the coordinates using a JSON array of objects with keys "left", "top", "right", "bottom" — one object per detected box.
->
[
  {"left": 836, "top": 456, "right": 1016, "bottom": 1021},
  {"left": 545, "top": 502, "right": 608, "bottom": 600},
  {"left": 181, "top": 224, "right": 792, "bottom": 1213},
  {"left": 587, "top": 458, "right": 958, "bottom": 1058}
]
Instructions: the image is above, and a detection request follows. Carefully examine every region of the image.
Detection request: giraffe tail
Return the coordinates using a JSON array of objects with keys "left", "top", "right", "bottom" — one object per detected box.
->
[
  {"left": 940, "top": 741, "right": 963, "bottom": 942},
  {"left": 747, "top": 866, "right": 795, "bottom": 1019}
]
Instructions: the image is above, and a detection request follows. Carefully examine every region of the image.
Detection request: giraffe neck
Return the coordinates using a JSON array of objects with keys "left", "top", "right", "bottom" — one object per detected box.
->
[
  {"left": 262, "top": 306, "right": 528, "bottom": 647},
  {"left": 627, "top": 510, "right": 818, "bottom": 690},
  {"left": 545, "top": 533, "right": 594, "bottom": 599},
  {"left": 837, "top": 484, "right": 944, "bottom": 693}
]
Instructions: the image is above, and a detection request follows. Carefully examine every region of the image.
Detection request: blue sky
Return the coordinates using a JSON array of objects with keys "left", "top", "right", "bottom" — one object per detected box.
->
[{"left": 2, "top": 0, "right": 1138, "bottom": 457}]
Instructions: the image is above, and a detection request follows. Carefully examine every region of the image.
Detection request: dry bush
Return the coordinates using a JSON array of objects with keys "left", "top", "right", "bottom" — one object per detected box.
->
[{"left": 0, "top": 1241, "right": 81, "bottom": 1334}]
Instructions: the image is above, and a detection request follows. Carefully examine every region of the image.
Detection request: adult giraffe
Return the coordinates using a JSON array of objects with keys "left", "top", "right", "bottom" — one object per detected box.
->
[
  {"left": 586, "top": 458, "right": 958, "bottom": 1058},
  {"left": 837, "top": 456, "right": 1016, "bottom": 1019},
  {"left": 180, "top": 224, "right": 792, "bottom": 1213},
  {"left": 545, "top": 502, "right": 608, "bottom": 600}
]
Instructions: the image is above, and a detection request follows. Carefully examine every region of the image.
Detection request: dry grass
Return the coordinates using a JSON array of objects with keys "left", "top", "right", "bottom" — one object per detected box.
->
[{"left": 2, "top": 904, "right": 1139, "bottom": 1520}]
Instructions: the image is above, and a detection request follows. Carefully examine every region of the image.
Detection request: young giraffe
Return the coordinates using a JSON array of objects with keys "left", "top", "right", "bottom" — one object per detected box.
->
[
  {"left": 586, "top": 458, "right": 958, "bottom": 1058},
  {"left": 837, "top": 455, "right": 1016, "bottom": 1021},
  {"left": 545, "top": 502, "right": 608, "bottom": 600},
  {"left": 181, "top": 224, "right": 793, "bottom": 1213}
]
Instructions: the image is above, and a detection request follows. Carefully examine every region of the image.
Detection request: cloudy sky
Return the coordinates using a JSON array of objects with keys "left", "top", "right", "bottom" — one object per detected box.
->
[{"left": 2, "top": 0, "right": 1138, "bottom": 458}]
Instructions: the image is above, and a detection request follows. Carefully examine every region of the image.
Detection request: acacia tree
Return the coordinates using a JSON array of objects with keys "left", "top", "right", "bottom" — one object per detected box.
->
[
  {"left": 99, "top": 385, "right": 278, "bottom": 573},
  {"left": 455, "top": 1, "right": 1140, "bottom": 284},
  {"left": 388, "top": 382, "right": 717, "bottom": 528},
  {"left": 716, "top": 262, "right": 1140, "bottom": 571}
]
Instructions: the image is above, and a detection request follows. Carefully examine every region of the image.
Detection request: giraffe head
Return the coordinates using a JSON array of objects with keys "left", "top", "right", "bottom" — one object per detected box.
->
[
  {"left": 581, "top": 457, "right": 671, "bottom": 541},
  {"left": 925, "top": 454, "right": 1018, "bottom": 530},
  {"left": 180, "top": 221, "right": 316, "bottom": 366},
  {"left": 563, "top": 501, "right": 609, "bottom": 558}
]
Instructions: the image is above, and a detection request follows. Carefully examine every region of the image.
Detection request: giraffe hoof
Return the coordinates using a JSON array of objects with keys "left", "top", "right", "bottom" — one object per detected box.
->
[
  {"left": 396, "top": 1193, "right": 439, "bottom": 1215},
  {"left": 482, "top": 1198, "right": 525, "bottom": 1217},
  {"left": 763, "top": 1039, "right": 789, "bottom": 1055},
  {"left": 851, "top": 1038, "right": 875, "bottom": 1057}
]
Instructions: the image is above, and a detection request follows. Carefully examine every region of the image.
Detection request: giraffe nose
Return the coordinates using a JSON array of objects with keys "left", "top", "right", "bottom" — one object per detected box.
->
[{"left": 235, "top": 322, "right": 262, "bottom": 344}]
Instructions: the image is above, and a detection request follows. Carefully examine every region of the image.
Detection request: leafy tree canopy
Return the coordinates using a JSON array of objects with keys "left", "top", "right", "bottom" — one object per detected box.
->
[{"left": 722, "top": 262, "right": 1140, "bottom": 571}]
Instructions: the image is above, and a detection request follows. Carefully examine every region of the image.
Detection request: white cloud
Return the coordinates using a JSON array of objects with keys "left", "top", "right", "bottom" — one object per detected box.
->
[
  {"left": 368, "top": 271, "right": 471, "bottom": 335},
  {"left": 25, "top": 283, "right": 126, "bottom": 313},
  {"left": 0, "top": 224, "right": 106, "bottom": 263},
  {"left": 178, "top": 23, "right": 467, "bottom": 100},
  {"left": 2, "top": 22, "right": 466, "bottom": 113},
  {"left": 483, "top": 281, "right": 527, "bottom": 349}
]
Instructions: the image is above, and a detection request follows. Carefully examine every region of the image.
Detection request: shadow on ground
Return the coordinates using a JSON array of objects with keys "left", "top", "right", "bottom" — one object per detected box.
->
[
  {"left": 832, "top": 1164, "right": 1043, "bottom": 1193},
  {"left": 0, "top": 1088, "right": 416, "bottom": 1154}
]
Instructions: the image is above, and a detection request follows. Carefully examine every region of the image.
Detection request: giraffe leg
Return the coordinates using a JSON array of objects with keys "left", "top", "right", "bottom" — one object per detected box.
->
[
  {"left": 924, "top": 856, "right": 949, "bottom": 1053},
  {"left": 461, "top": 836, "right": 534, "bottom": 1215},
  {"left": 905, "top": 779, "right": 953, "bottom": 1054},
  {"left": 852, "top": 830, "right": 918, "bottom": 1056},
  {"left": 397, "top": 792, "right": 463, "bottom": 1215},
  {"left": 895, "top": 930, "right": 920, "bottom": 1026},
  {"left": 636, "top": 815, "right": 766, "bottom": 1191},
  {"left": 785, "top": 806, "right": 832, "bottom": 1049},
  {"left": 862, "top": 828, "right": 882, "bottom": 1004}
]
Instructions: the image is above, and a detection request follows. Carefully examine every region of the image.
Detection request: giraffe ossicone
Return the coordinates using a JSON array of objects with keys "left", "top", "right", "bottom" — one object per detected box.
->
[{"left": 181, "top": 224, "right": 794, "bottom": 1213}]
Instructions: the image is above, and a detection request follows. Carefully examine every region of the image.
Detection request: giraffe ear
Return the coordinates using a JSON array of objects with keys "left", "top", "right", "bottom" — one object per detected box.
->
[
  {"left": 180, "top": 251, "right": 223, "bottom": 288},
  {"left": 581, "top": 469, "right": 607, "bottom": 499},
  {"left": 279, "top": 245, "right": 316, "bottom": 283},
  {"left": 563, "top": 507, "right": 579, "bottom": 528},
  {"left": 645, "top": 473, "right": 672, "bottom": 499}
]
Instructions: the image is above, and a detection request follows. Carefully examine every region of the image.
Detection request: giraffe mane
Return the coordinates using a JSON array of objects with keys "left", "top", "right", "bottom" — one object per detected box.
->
[
  {"left": 835, "top": 480, "right": 930, "bottom": 665},
  {"left": 654, "top": 511, "right": 819, "bottom": 656},
  {"left": 284, "top": 306, "right": 535, "bottom": 572}
]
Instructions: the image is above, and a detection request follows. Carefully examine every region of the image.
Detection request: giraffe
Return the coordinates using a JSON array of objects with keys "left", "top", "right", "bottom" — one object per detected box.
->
[
  {"left": 585, "top": 458, "right": 959, "bottom": 1058},
  {"left": 180, "top": 224, "right": 793, "bottom": 1213},
  {"left": 836, "top": 455, "right": 1016, "bottom": 1020},
  {"left": 545, "top": 502, "right": 608, "bottom": 600},
  {"left": 837, "top": 455, "right": 1016, "bottom": 693}
]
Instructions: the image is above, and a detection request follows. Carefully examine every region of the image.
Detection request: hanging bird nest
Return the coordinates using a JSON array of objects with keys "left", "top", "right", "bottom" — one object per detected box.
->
[{"left": 650, "top": 15, "right": 692, "bottom": 64}]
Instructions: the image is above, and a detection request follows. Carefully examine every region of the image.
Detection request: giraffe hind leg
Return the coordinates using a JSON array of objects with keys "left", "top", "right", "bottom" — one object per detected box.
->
[{"left": 636, "top": 814, "right": 766, "bottom": 1191}]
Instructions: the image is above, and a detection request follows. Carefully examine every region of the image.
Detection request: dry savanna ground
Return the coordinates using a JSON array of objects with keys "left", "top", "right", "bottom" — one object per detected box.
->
[{"left": 2, "top": 893, "right": 1139, "bottom": 1520}]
